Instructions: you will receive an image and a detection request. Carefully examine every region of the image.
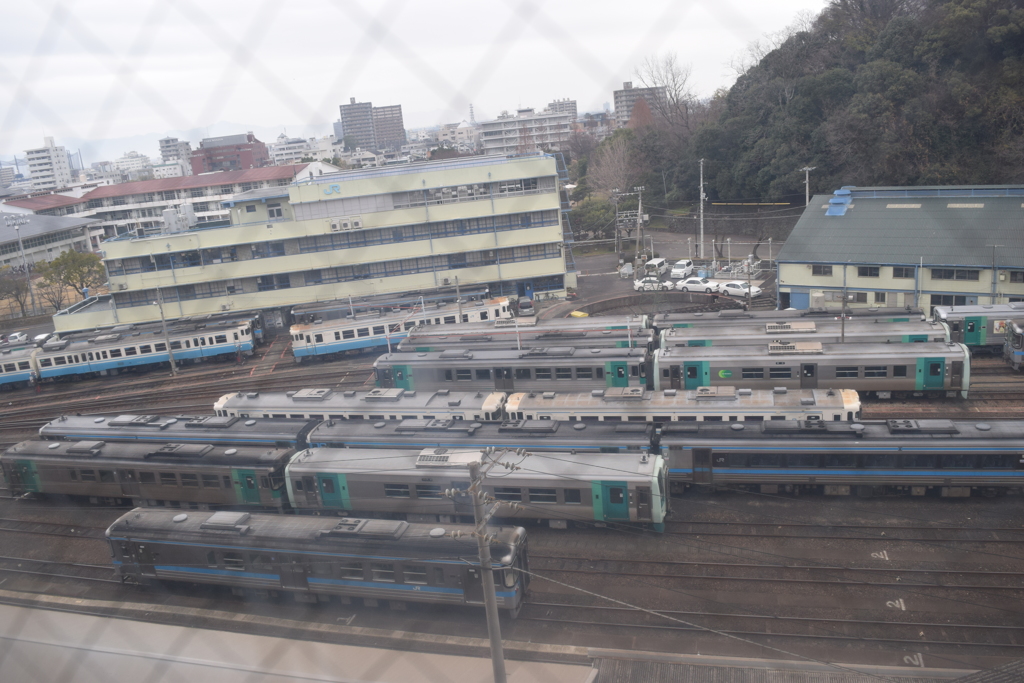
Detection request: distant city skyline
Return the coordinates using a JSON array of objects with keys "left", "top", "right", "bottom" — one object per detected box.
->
[{"left": 1, "top": 0, "right": 827, "bottom": 168}]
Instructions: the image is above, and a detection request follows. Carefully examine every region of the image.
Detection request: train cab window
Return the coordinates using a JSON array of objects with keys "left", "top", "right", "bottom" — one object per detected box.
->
[
  {"left": 555, "top": 368, "right": 572, "bottom": 380},
  {"left": 415, "top": 485, "right": 442, "bottom": 499},
  {"left": 343, "top": 329, "right": 355, "bottom": 339},
  {"left": 339, "top": 563, "right": 364, "bottom": 580},
  {"left": 494, "top": 487, "right": 523, "bottom": 501},
  {"left": 893, "top": 366, "right": 908, "bottom": 377},
  {"left": 528, "top": 488, "right": 557, "bottom": 503},
  {"left": 314, "top": 334, "right": 323, "bottom": 343},
  {"left": 371, "top": 563, "right": 395, "bottom": 582},
  {"left": 504, "top": 567, "right": 517, "bottom": 588},
  {"left": 515, "top": 368, "right": 531, "bottom": 379},
  {"left": 632, "top": 365, "right": 642, "bottom": 377},
  {"left": 608, "top": 487, "right": 625, "bottom": 505},
  {"left": 384, "top": 484, "right": 410, "bottom": 497},
  {"left": 223, "top": 552, "right": 245, "bottom": 571},
  {"left": 929, "top": 362, "right": 942, "bottom": 376},
  {"left": 79, "top": 470, "right": 97, "bottom": 481},
  {"left": 476, "top": 369, "right": 491, "bottom": 380},
  {"left": 403, "top": 565, "right": 428, "bottom": 584},
  {"left": 293, "top": 479, "right": 303, "bottom": 491},
  {"left": 576, "top": 367, "right": 593, "bottom": 379},
  {"left": 201, "top": 474, "right": 221, "bottom": 488},
  {"left": 824, "top": 454, "right": 856, "bottom": 468},
  {"left": 160, "top": 473, "right": 178, "bottom": 486},
  {"left": 139, "top": 471, "right": 155, "bottom": 483}
]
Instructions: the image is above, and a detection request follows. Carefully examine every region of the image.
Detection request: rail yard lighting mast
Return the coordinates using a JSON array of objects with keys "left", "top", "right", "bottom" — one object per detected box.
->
[
  {"left": 800, "top": 166, "right": 816, "bottom": 206},
  {"left": 4, "top": 214, "right": 38, "bottom": 316}
]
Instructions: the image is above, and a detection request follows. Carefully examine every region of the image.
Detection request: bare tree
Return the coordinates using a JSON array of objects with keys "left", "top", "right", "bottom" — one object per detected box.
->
[
  {"left": 587, "top": 134, "right": 641, "bottom": 197},
  {"left": 37, "top": 279, "right": 69, "bottom": 312},
  {"left": 635, "top": 54, "right": 701, "bottom": 141},
  {"left": 728, "top": 12, "right": 816, "bottom": 78},
  {"left": 0, "top": 268, "right": 31, "bottom": 317}
]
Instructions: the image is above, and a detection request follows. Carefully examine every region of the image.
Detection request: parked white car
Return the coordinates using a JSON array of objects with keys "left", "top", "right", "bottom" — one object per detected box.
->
[
  {"left": 669, "top": 259, "right": 694, "bottom": 278},
  {"left": 720, "top": 281, "right": 763, "bottom": 297},
  {"left": 633, "top": 277, "right": 674, "bottom": 292},
  {"left": 5, "top": 332, "right": 28, "bottom": 343},
  {"left": 676, "top": 277, "right": 719, "bottom": 293}
]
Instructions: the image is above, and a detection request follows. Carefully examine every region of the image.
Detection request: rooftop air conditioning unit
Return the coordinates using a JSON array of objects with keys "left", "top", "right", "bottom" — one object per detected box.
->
[
  {"left": 351, "top": 216, "right": 362, "bottom": 229},
  {"left": 443, "top": 278, "right": 451, "bottom": 285},
  {"left": 340, "top": 217, "right": 351, "bottom": 230},
  {"left": 330, "top": 221, "right": 340, "bottom": 232}
]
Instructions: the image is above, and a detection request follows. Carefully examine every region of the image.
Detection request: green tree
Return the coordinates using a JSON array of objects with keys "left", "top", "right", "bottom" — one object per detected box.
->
[
  {"left": 37, "top": 250, "right": 105, "bottom": 301},
  {"left": 572, "top": 197, "right": 616, "bottom": 240}
]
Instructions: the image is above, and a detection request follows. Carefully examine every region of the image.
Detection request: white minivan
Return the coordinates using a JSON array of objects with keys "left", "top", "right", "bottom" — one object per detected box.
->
[
  {"left": 670, "top": 259, "right": 694, "bottom": 278},
  {"left": 644, "top": 257, "right": 669, "bottom": 276}
]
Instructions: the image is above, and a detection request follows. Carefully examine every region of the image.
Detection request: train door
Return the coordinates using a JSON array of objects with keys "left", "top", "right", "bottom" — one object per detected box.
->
[
  {"left": 137, "top": 544, "right": 156, "bottom": 577},
  {"left": 800, "top": 363, "right": 817, "bottom": 389},
  {"left": 279, "top": 558, "right": 309, "bottom": 590},
  {"left": 669, "top": 365, "right": 681, "bottom": 390},
  {"left": 449, "top": 480, "right": 473, "bottom": 516},
  {"left": 683, "top": 362, "right": 704, "bottom": 390},
  {"left": 636, "top": 486, "right": 652, "bottom": 521},
  {"left": 118, "top": 469, "right": 140, "bottom": 498},
  {"left": 692, "top": 448, "right": 713, "bottom": 485},
  {"left": 233, "top": 469, "right": 261, "bottom": 504},
  {"left": 392, "top": 365, "right": 413, "bottom": 390},
  {"left": 592, "top": 481, "right": 630, "bottom": 521},
  {"left": 464, "top": 566, "right": 485, "bottom": 604},
  {"left": 964, "top": 317, "right": 985, "bottom": 347},
  {"left": 607, "top": 362, "right": 629, "bottom": 387},
  {"left": 317, "top": 473, "right": 350, "bottom": 509},
  {"left": 918, "top": 357, "right": 945, "bottom": 390},
  {"left": 9, "top": 460, "right": 39, "bottom": 493},
  {"left": 300, "top": 476, "right": 318, "bottom": 506},
  {"left": 493, "top": 367, "right": 514, "bottom": 391}
]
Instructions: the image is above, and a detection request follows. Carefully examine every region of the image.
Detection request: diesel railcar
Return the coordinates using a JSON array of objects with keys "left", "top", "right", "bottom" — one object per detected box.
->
[
  {"left": 398, "top": 315, "right": 651, "bottom": 352},
  {"left": 2, "top": 440, "right": 294, "bottom": 509},
  {"left": 652, "top": 341, "right": 970, "bottom": 398},
  {"left": 286, "top": 446, "right": 668, "bottom": 530},
  {"left": 374, "top": 347, "right": 650, "bottom": 393},
  {"left": 503, "top": 386, "right": 861, "bottom": 423},
  {"left": 290, "top": 297, "right": 513, "bottom": 360},
  {"left": 107, "top": 508, "right": 529, "bottom": 616},
  {"left": 933, "top": 303, "right": 1024, "bottom": 353},
  {"left": 658, "top": 418, "right": 1024, "bottom": 498},
  {"left": 306, "top": 417, "right": 653, "bottom": 455},
  {"left": 214, "top": 388, "right": 508, "bottom": 422},
  {"left": 39, "top": 414, "right": 317, "bottom": 449},
  {"left": 0, "top": 344, "right": 35, "bottom": 390},
  {"left": 646, "top": 307, "right": 925, "bottom": 335},
  {"left": 660, "top": 318, "right": 946, "bottom": 348}
]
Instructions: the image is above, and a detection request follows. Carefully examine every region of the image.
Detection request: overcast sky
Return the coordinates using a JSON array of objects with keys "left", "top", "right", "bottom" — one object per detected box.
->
[{"left": 1, "top": 0, "right": 828, "bottom": 165}]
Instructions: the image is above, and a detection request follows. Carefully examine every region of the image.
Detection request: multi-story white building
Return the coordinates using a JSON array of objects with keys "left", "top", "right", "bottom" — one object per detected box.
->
[
  {"left": 546, "top": 98, "right": 578, "bottom": 119},
  {"left": 51, "top": 154, "right": 574, "bottom": 330},
  {"left": 113, "top": 151, "right": 152, "bottom": 174},
  {"left": 25, "top": 137, "right": 73, "bottom": 191},
  {"left": 478, "top": 109, "right": 572, "bottom": 155},
  {"left": 152, "top": 160, "right": 189, "bottom": 179},
  {"left": 269, "top": 135, "right": 342, "bottom": 166},
  {"left": 437, "top": 121, "right": 479, "bottom": 152}
]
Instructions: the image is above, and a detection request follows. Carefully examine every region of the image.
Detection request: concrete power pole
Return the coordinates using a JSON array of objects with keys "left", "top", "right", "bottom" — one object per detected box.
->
[
  {"left": 699, "top": 158, "right": 705, "bottom": 260},
  {"left": 467, "top": 457, "right": 508, "bottom": 683}
]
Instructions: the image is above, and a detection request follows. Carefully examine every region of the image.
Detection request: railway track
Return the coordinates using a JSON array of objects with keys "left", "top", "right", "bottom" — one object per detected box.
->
[
  {"left": 0, "top": 555, "right": 120, "bottom": 585},
  {"left": 0, "top": 518, "right": 109, "bottom": 541},
  {"left": 663, "top": 521, "right": 1024, "bottom": 544}
]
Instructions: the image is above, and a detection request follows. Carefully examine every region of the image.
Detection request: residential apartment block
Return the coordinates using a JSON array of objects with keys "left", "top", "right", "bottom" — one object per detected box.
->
[
  {"left": 25, "top": 137, "right": 73, "bottom": 191},
  {"left": 612, "top": 82, "right": 667, "bottom": 126},
  {"left": 478, "top": 109, "right": 572, "bottom": 155},
  {"left": 776, "top": 185, "right": 1024, "bottom": 314},
  {"left": 371, "top": 104, "right": 407, "bottom": 150},
  {"left": 55, "top": 154, "right": 572, "bottom": 330},
  {"left": 546, "top": 98, "right": 578, "bottom": 119},
  {"left": 338, "top": 98, "right": 376, "bottom": 150},
  {"left": 158, "top": 137, "right": 193, "bottom": 175}
]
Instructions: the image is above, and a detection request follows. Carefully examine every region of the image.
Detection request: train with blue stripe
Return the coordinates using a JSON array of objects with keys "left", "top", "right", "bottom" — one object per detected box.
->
[
  {"left": 107, "top": 508, "right": 529, "bottom": 616},
  {"left": 0, "top": 312, "right": 262, "bottom": 388}
]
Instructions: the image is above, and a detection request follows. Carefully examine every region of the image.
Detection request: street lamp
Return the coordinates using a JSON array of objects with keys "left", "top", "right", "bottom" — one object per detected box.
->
[
  {"left": 4, "top": 214, "right": 38, "bottom": 316},
  {"left": 799, "top": 166, "right": 816, "bottom": 206}
]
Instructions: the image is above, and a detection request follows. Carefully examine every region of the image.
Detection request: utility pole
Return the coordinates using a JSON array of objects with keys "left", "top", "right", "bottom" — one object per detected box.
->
[
  {"left": 633, "top": 186, "right": 645, "bottom": 267},
  {"left": 698, "top": 158, "right": 705, "bottom": 260},
  {"left": 468, "top": 457, "right": 508, "bottom": 683},
  {"left": 154, "top": 288, "right": 178, "bottom": 376},
  {"left": 987, "top": 245, "right": 1004, "bottom": 304},
  {"left": 841, "top": 263, "right": 848, "bottom": 342},
  {"left": 800, "top": 166, "right": 816, "bottom": 206},
  {"left": 455, "top": 276, "right": 463, "bottom": 322}
]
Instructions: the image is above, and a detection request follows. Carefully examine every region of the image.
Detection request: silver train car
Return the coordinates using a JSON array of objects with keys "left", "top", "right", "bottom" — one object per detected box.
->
[
  {"left": 374, "top": 347, "right": 650, "bottom": 393},
  {"left": 660, "top": 318, "right": 946, "bottom": 348},
  {"left": 214, "top": 388, "right": 508, "bottom": 422},
  {"left": 39, "top": 414, "right": 317, "bottom": 449},
  {"left": 1004, "top": 319, "right": 1024, "bottom": 371},
  {"left": 286, "top": 446, "right": 668, "bottom": 530},
  {"left": 3, "top": 439, "right": 294, "bottom": 510},
  {"left": 933, "top": 303, "right": 1024, "bottom": 353},
  {"left": 397, "top": 315, "right": 651, "bottom": 352},
  {"left": 653, "top": 341, "right": 970, "bottom": 398},
  {"left": 306, "top": 418, "right": 653, "bottom": 455},
  {"left": 107, "top": 508, "right": 529, "bottom": 616},
  {"left": 503, "top": 386, "right": 862, "bottom": 423},
  {"left": 659, "top": 418, "right": 1024, "bottom": 498},
  {"left": 646, "top": 307, "right": 925, "bottom": 334}
]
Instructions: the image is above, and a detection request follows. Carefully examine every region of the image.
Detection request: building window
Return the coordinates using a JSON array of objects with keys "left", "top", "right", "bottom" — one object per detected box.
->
[
  {"left": 246, "top": 205, "right": 256, "bottom": 213},
  {"left": 267, "top": 203, "right": 283, "bottom": 218},
  {"left": 852, "top": 292, "right": 868, "bottom": 303},
  {"left": 858, "top": 266, "right": 879, "bottom": 277},
  {"left": 893, "top": 266, "right": 914, "bottom": 278},
  {"left": 874, "top": 292, "right": 886, "bottom": 303},
  {"left": 932, "top": 268, "right": 979, "bottom": 281},
  {"left": 1010, "top": 272, "right": 1024, "bottom": 284},
  {"left": 811, "top": 265, "right": 832, "bottom": 276}
]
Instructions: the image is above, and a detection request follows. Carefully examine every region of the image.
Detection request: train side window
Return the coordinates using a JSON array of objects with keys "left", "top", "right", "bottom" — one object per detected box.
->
[
  {"left": 608, "top": 487, "right": 624, "bottom": 505},
  {"left": 743, "top": 415, "right": 764, "bottom": 421},
  {"left": 357, "top": 328, "right": 370, "bottom": 337},
  {"left": 110, "top": 348, "right": 123, "bottom": 357},
  {"left": 404, "top": 565, "right": 428, "bottom": 584},
  {"left": 742, "top": 368, "right": 764, "bottom": 379},
  {"left": 864, "top": 366, "right": 887, "bottom": 377},
  {"left": 455, "top": 369, "right": 472, "bottom": 381},
  {"left": 555, "top": 368, "right": 572, "bottom": 380},
  {"left": 371, "top": 563, "right": 395, "bottom": 582},
  {"left": 260, "top": 476, "right": 270, "bottom": 489},
  {"left": 863, "top": 454, "right": 896, "bottom": 468},
  {"left": 576, "top": 367, "right": 592, "bottom": 379},
  {"left": 160, "top": 473, "right": 177, "bottom": 486},
  {"left": 79, "top": 469, "right": 96, "bottom": 481},
  {"left": 314, "top": 334, "right": 323, "bottom": 343},
  {"left": 564, "top": 489, "right": 582, "bottom": 504},
  {"left": 334, "top": 332, "right": 341, "bottom": 341},
  {"left": 476, "top": 369, "right": 491, "bottom": 380},
  {"left": 169, "top": 341, "right": 181, "bottom": 350},
  {"left": 139, "top": 471, "right": 155, "bottom": 483},
  {"left": 139, "top": 345, "right": 152, "bottom": 354},
  {"left": 343, "top": 329, "right": 355, "bottom": 339},
  {"left": 233, "top": 333, "right": 239, "bottom": 341},
  {"left": 749, "top": 454, "right": 780, "bottom": 467},
  {"left": 494, "top": 487, "right": 523, "bottom": 501},
  {"left": 125, "top": 347, "right": 137, "bottom": 356},
  {"left": 373, "top": 326, "right": 385, "bottom": 336},
  {"left": 769, "top": 368, "right": 792, "bottom": 379},
  {"left": 725, "top": 454, "right": 747, "bottom": 467},
  {"left": 929, "top": 362, "right": 942, "bottom": 376},
  {"left": 183, "top": 340, "right": 190, "bottom": 349},
  {"left": 87, "top": 352, "right": 94, "bottom": 361},
  {"left": 201, "top": 474, "right": 221, "bottom": 488},
  {"left": 179, "top": 474, "right": 198, "bottom": 488},
  {"left": 528, "top": 488, "right": 557, "bottom": 503},
  {"left": 824, "top": 454, "right": 856, "bottom": 468},
  {"left": 786, "top": 454, "right": 819, "bottom": 467},
  {"left": 39, "top": 358, "right": 52, "bottom": 367},
  {"left": 223, "top": 552, "right": 245, "bottom": 571},
  {"left": 415, "top": 485, "right": 442, "bottom": 499},
  {"left": 535, "top": 368, "right": 552, "bottom": 379},
  {"left": 939, "top": 454, "right": 974, "bottom": 468},
  {"left": 515, "top": 368, "right": 531, "bottom": 379},
  {"left": 339, "top": 563, "right": 364, "bottom": 580},
  {"left": 54, "top": 356, "right": 67, "bottom": 366},
  {"left": 835, "top": 366, "right": 858, "bottom": 378},
  {"left": 893, "top": 366, "right": 908, "bottom": 377},
  {"left": 384, "top": 484, "right": 410, "bottom": 497}
]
